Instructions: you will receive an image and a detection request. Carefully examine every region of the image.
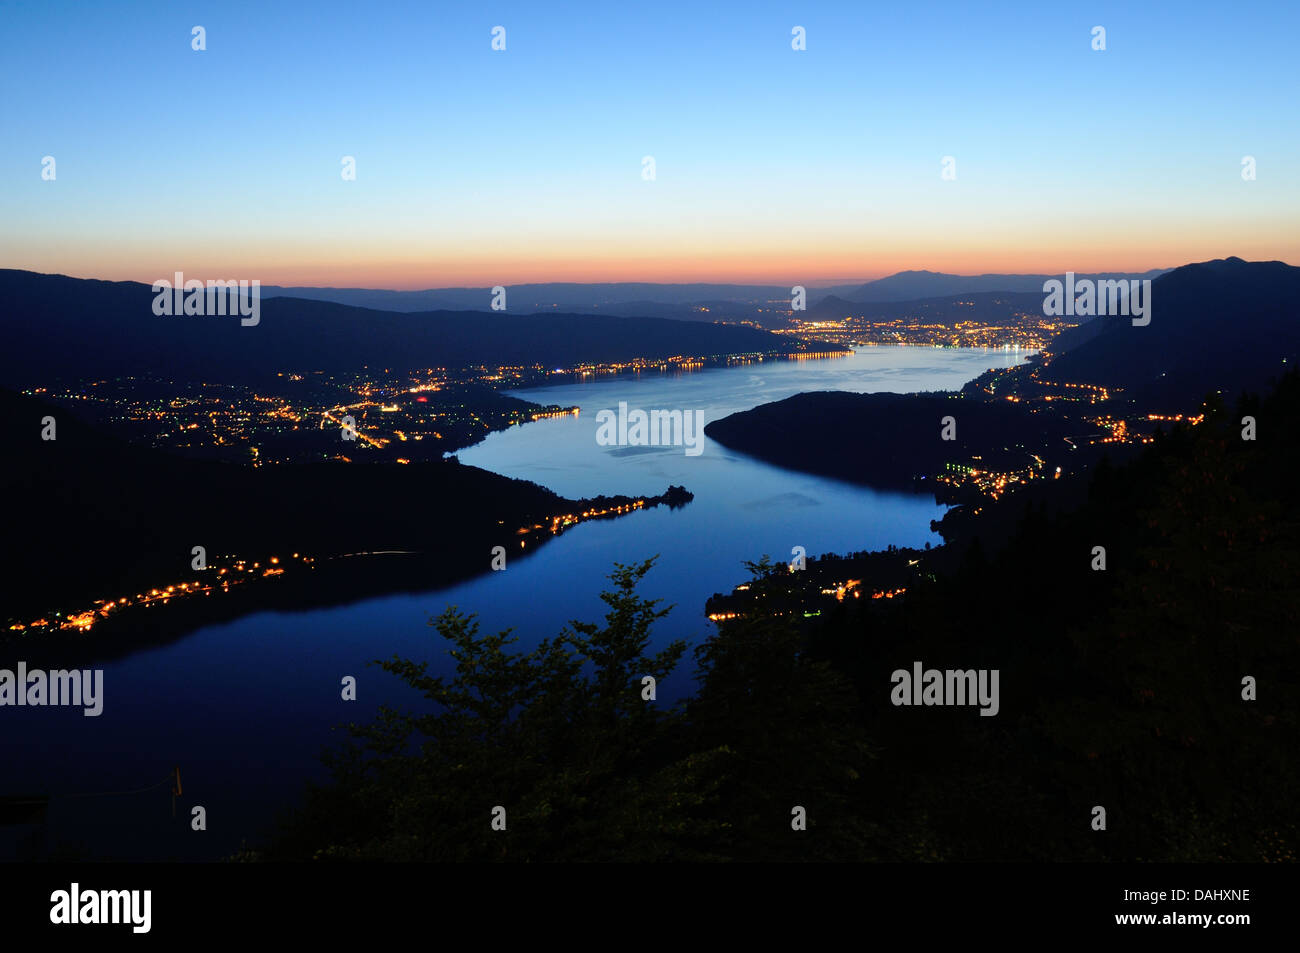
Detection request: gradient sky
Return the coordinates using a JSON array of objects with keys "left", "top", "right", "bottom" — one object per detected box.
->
[{"left": 2, "top": 0, "right": 1297, "bottom": 287}]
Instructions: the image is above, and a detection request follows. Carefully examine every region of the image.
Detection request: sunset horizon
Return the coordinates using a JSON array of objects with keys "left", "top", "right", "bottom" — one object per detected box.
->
[
  {"left": 3, "top": 0, "right": 1297, "bottom": 937},
  {"left": 5, "top": 1, "right": 1297, "bottom": 289},
  {"left": 9, "top": 251, "right": 1290, "bottom": 291}
]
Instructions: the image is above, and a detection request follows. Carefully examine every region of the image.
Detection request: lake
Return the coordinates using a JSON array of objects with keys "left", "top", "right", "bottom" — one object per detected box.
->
[{"left": 0, "top": 346, "right": 1029, "bottom": 860}]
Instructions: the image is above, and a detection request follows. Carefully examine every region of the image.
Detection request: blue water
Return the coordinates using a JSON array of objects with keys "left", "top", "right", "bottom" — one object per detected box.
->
[{"left": 0, "top": 346, "right": 1028, "bottom": 860}]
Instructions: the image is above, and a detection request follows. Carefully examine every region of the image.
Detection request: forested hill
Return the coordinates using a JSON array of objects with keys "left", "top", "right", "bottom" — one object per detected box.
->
[
  {"left": 0, "top": 387, "right": 666, "bottom": 647},
  {"left": 1040, "top": 257, "right": 1300, "bottom": 406},
  {"left": 705, "top": 391, "right": 1072, "bottom": 487},
  {"left": 0, "top": 270, "right": 833, "bottom": 388}
]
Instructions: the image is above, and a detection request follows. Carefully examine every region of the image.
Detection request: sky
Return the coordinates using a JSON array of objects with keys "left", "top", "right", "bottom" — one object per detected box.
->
[{"left": 1, "top": 0, "right": 1298, "bottom": 287}]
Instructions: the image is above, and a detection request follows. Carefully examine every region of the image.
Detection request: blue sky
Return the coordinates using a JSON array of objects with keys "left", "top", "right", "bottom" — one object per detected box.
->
[{"left": 2, "top": 0, "right": 1297, "bottom": 285}]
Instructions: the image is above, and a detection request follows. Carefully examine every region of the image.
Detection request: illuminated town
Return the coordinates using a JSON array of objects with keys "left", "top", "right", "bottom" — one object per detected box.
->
[
  {"left": 25, "top": 349, "right": 847, "bottom": 466},
  {"left": 705, "top": 550, "right": 921, "bottom": 623},
  {"left": 927, "top": 344, "right": 1213, "bottom": 506},
  {"left": 776, "top": 307, "right": 1075, "bottom": 350},
  {"left": 14, "top": 322, "right": 1219, "bottom": 638},
  {"left": 6, "top": 553, "right": 315, "bottom": 636},
  {"left": 3, "top": 495, "right": 684, "bottom": 639}
]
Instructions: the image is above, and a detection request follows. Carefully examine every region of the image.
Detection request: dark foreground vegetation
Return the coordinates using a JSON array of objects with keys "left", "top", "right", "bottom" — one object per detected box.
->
[{"left": 262, "top": 371, "right": 1299, "bottom": 862}]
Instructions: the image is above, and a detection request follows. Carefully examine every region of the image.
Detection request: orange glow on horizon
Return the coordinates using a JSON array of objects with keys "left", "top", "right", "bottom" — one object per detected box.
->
[{"left": 11, "top": 229, "right": 1297, "bottom": 290}]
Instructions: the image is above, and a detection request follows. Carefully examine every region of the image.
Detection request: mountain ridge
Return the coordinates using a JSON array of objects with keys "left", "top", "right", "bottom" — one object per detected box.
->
[{"left": 0, "top": 270, "right": 835, "bottom": 387}]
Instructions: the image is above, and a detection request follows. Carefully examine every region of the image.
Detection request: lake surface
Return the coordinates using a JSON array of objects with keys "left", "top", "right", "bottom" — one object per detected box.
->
[{"left": 0, "top": 346, "right": 1029, "bottom": 860}]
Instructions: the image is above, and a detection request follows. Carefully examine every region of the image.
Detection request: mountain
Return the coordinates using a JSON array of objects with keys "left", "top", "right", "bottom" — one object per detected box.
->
[
  {"left": 264, "top": 274, "right": 1169, "bottom": 315},
  {"left": 704, "top": 391, "right": 1072, "bottom": 488},
  {"left": 260, "top": 282, "right": 800, "bottom": 313},
  {"left": 707, "top": 258, "right": 1300, "bottom": 488},
  {"left": 1041, "top": 257, "right": 1300, "bottom": 405},
  {"left": 260, "top": 282, "right": 824, "bottom": 327},
  {"left": 839, "top": 268, "right": 1170, "bottom": 304},
  {"left": 0, "top": 271, "right": 833, "bottom": 388}
]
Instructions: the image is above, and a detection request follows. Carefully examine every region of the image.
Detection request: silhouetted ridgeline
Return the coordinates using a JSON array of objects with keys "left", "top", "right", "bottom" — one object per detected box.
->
[
  {"left": 0, "top": 388, "right": 689, "bottom": 656},
  {"left": 1040, "top": 257, "right": 1300, "bottom": 406},
  {"left": 0, "top": 270, "right": 834, "bottom": 388},
  {"left": 704, "top": 391, "right": 1070, "bottom": 488},
  {"left": 706, "top": 258, "right": 1300, "bottom": 489},
  {"left": 838, "top": 267, "right": 1169, "bottom": 303},
  {"left": 262, "top": 281, "right": 797, "bottom": 312}
]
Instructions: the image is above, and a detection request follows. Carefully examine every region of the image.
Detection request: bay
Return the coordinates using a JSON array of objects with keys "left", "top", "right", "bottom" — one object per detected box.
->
[{"left": 0, "top": 346, "right": 1028, "bottom": 860}]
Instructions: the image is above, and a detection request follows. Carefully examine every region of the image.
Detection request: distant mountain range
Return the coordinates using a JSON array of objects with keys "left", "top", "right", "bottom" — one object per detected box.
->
[
  {"left": 833, "top": 268, "right": 1171, "bottom": 304},
  {"left": 707, "top": 260, "right": 1300, "bottom": 491},
  {"left": 706, "top": 257, "right": 1300, "bottom": 484},
  {"left": 5, "top": 259, "right": 1285, "bottom": 397},
  {"left": 261, "top": 282, "right": 797, "bottom": 313},
  {"left": 0, "top": 271, "right": 833, "bottom": 387},
  {"left": 263, "top": 268, "right": 1172, "bottom": 316},
  {"left": 0, "top": 270, "right": 1175, "bottom": 344}
]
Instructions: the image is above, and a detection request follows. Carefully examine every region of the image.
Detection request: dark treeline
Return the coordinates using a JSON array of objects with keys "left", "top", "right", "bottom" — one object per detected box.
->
[
  {"left": 0, "top": 388, "right": 684, "bottom": 652},
  {"left": 0, "top": 270, "right": 833, "bottom": 388},
  {"left": 262, "top": 371, "right": 1298, "bottom": 861},
  {"left": 704, "top": 390, "right": 1069, "bottom": 489},
  {"left": 1040, "top": 257, "right": 1300, "bottom": 407}
]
